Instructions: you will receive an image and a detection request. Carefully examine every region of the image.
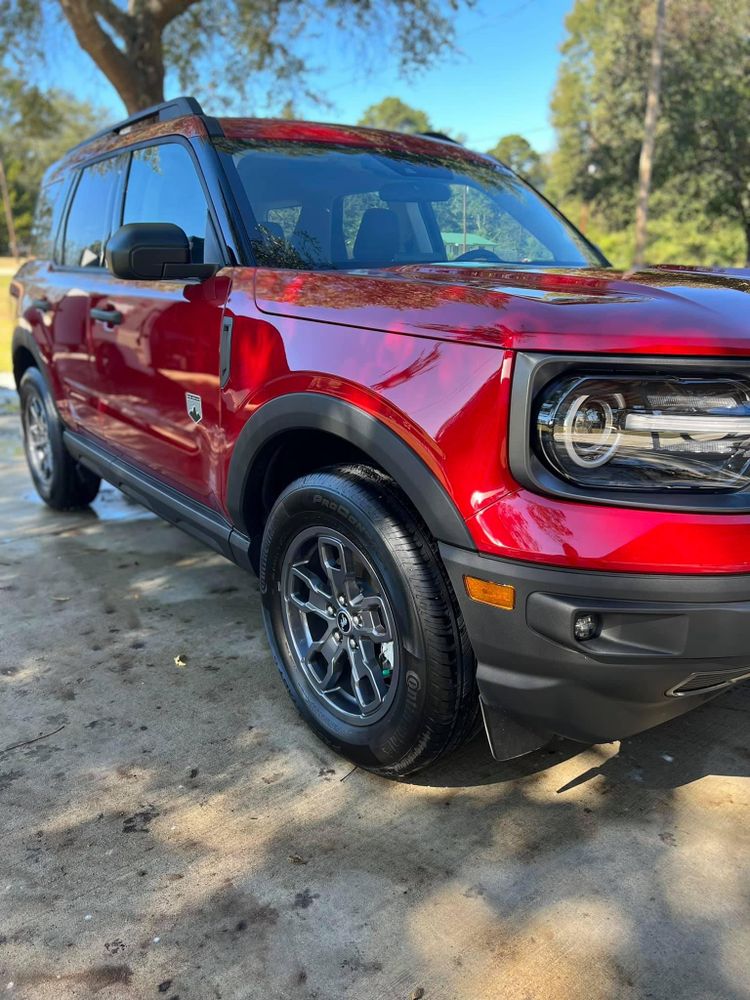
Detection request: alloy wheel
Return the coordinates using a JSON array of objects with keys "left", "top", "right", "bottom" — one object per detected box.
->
[
  {"left": 281, "top": 527, "right": 399, "bottom": 725},
  {"left": 24, "top": 393, "right": 54, "bottom": 489}
]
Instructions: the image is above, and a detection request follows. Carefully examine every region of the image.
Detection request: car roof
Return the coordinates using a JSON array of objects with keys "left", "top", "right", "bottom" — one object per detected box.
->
[
  {"left": 217, "top": 117, "right": 486, "bottom": 164},
  {"left": 51, "top": 95, "right": 495, "bottom": 176}
]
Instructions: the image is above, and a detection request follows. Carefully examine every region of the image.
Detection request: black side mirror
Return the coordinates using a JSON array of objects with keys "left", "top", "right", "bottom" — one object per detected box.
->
[{"left": 106, "top": 223, "right": 218, "bottom": 281}]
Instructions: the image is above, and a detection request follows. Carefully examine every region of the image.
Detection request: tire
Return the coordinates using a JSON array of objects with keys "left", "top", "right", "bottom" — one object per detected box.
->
[
  {"left": 259, "top": 464, "right": 479, "bottom": 777},
  {"left": 19, "top": 367, "right": 100, "bottom": 510}
]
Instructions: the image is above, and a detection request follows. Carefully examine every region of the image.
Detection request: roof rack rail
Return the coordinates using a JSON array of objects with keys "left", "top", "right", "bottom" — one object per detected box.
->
[
  {"left": 416, "top": 131, "right": 461, "bottom": 145},
  {"left": 69, "top": 95, "right": 221, "bottom": 153}
]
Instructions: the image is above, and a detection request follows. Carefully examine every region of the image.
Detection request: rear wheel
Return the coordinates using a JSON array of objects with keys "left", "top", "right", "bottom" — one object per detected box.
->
[
  {"left": 19, "top": 367, "right": 100, "bottom": 510},
  {"left": 259, "top": 464, "right": 478, "bottom": 777}
]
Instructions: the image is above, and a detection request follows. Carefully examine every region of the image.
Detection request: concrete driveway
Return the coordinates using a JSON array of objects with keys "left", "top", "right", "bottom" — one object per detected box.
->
[{"left": 2, "top": 387, "right": 750, "bottom": 1000}]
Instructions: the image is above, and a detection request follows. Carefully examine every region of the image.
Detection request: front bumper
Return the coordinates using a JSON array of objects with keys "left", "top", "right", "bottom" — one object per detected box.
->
[{"left": 440, "top": 542, "right": 750, "bottom": 758}]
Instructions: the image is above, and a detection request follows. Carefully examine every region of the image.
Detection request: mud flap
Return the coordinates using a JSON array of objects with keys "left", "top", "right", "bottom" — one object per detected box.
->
[{"left": 480, "top": 699, "right": 552, "bottom": 761}]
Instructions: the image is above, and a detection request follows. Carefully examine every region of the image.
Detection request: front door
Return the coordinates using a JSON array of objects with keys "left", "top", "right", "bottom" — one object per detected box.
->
[{"left": 85, "top": 141, "right": 231, "bottom": 507}]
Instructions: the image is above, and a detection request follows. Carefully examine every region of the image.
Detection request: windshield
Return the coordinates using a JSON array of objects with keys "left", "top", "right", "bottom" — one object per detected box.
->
[{"left": 218, "top": 137, "right": 605, "bottom": 271}]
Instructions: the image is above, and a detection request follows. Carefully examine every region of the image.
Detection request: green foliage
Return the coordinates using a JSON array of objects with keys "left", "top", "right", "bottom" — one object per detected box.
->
[
  {"left": 0, "top": 0, "right": 474, "bottom": 114},
  {"left": 0, "top": 70, "right": 103, "bottom": 254},
  {"left": 549, "top": 0, "right": 750, "bottom": 265},
  {"left": 358, "top": 97, "right": 432, "bottom": 134},
  {"left": 487, "top": 134, "right": 546, "bottom": 190},
  {"left": 560, "top": 198, "right": 746, "bottom": 271}
]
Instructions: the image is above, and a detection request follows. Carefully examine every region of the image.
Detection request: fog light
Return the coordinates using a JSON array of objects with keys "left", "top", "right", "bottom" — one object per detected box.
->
[{"left": 573, "top": 613, "right": 599, "bottom": 642}]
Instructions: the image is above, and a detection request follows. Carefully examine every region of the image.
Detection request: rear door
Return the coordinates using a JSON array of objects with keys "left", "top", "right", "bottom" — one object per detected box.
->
[
  {"left": 85, "top": 140, "right": 231, "bottom": 507},
  {"left": 46, "top": 153, "right": 128, "bottom": 429}
]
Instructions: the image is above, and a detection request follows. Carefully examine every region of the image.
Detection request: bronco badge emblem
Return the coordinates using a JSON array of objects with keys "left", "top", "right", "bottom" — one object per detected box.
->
[{"left": 185, "top": 392, "right": 203, "bottom": 424}]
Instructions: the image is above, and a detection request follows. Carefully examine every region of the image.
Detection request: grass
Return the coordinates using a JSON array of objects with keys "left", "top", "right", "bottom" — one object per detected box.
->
[{"left": 0, "top": 272, "right": 15, "bottom": 374}]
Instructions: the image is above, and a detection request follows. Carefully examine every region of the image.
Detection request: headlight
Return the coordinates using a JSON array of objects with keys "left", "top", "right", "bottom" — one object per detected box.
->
[{"left": 536, "top": 374, "right": 750, "bottom": 491}]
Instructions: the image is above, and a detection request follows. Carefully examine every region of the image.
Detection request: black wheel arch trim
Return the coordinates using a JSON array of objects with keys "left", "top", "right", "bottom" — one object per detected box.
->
[
  {"left": 226, "top": 393, "right": 475, "bottom": 550},
  {"left": 11, "top": 327, "right": 50, "bottom": 389}
]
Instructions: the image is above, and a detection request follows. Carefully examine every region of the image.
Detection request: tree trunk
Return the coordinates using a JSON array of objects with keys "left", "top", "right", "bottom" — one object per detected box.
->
[
  {"left": 123, "top": 13, "right": 167, "bottom": 112},
  {"left": 0, "top": 159, "right": 19, "bottom": 258},
  {"left": 744, "top": 221, "right": 750, "bottom": 269},
  {"left": 633, "top": 0, "right": 667, "bottom": 269},
  {"left": 59, "top": 1, "right": 167, "bottom": 113}
]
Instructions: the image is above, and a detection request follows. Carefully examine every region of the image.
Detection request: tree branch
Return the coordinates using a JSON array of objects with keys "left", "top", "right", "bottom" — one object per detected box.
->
[
  {"left": 90, "top": 0, "right": 133, "bottom": 41},
  {"left": 59, "top": 0, "right": 142, "bottom": 110},
  {"left": 144, "top": 0, "right": 203, "bottom": 31}
]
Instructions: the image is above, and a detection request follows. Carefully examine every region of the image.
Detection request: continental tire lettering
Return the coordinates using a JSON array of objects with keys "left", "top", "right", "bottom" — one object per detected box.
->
[{"left": 312, "top": 494, "right": 362, "bottom": 529}]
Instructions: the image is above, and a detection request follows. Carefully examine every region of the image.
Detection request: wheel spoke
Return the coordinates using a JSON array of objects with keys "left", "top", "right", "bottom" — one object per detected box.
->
[
  {"left": 349, "top": 643, "right": 387, "bottom": 712},
  {"left": 307, "top": 633, "right": 346, "bottom": 691},
  {"left": 318, "top": 535, "right": 360, "bottom": 604},
  {"left": 289, "top": 563, "right": 333, "bottom": 616}
]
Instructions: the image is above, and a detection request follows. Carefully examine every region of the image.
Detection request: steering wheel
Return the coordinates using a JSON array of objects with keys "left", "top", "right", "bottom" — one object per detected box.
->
[{"left": 452, "top": 248, "right": 503, "bottom": 263}]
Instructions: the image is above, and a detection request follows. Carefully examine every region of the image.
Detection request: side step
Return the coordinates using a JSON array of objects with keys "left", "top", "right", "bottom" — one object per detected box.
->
[{"left": 63, "top": 429, "right": 254, "bottom": 570}]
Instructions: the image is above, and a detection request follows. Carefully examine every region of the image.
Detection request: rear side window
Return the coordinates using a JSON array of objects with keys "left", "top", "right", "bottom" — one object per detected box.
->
[
  {"left": 30, "top": 173, "right": 67, "bottom": 261},
  {"left": 122, "top": 143, "right": 218, "bottom": 263},
  {"left": 62, "top": 155, "right": 126, "bottom": 268}
]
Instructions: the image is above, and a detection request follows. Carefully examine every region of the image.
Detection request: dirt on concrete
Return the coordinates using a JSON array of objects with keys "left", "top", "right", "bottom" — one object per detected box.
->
[{"left": 1, "top": 391, "right": 749, "bottom": 1000}]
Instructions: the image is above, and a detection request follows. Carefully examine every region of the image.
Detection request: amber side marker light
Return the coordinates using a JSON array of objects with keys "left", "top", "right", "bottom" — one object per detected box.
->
[{"left": 464, "top": 576, "right": 516, "bottom": 610}]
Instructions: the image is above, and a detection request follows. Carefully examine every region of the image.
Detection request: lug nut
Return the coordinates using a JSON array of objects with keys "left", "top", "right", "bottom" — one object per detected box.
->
[
  {"left": 354, "top": 615, "right": 362, "bottom": 627},
  {"left": 327, "top": 604, "right": 334, "bottom": 615},
  {"left": 338, "top": 594, "right": 346, "bottom": 605},
  {"left": 349, "top": 638, "right": 357, "bottom": 649},
  {"left": 334, "top": 630, "right": 341, "bottom": 642}
]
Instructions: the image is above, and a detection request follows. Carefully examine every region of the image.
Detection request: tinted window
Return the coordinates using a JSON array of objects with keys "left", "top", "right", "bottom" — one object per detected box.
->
[
  {"left": 224, "top": 140, "right": 603, "bottom": 271},
  {"left": 266, "top": 205, "right": 301, "bottom": 239},
  {"left": 342, "top": 192, "right": 388, "bottom": 258},
  {"left": 123, "top": 143, "right": 217, "bottom": 263},
  {"left": 433, "top": 183, "right": 554, "bottom": 262},
  {"left": 63, "top": 156, "right": 125, "bottom": 268},
  {"left": 30, "top": 172, "right": 67, "bottom": 261}
]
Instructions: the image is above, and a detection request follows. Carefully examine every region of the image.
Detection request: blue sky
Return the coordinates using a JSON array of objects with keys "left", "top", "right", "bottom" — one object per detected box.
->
[
  {"left": 50, "top": 0, "right": 572, "bottom": 156},
  {"left": 312, "top": 0, "right": 572, "bottom": 153}
]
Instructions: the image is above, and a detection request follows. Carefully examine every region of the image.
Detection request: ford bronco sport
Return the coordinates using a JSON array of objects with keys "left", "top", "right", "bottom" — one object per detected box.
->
[{"left": 11, "top": 96, "right": 750, "bottom": 777}]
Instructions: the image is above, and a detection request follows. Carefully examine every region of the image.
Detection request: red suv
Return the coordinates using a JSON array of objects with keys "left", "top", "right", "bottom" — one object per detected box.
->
[{"left": 11, "top": 96, "right": 750, "bottom": 777}]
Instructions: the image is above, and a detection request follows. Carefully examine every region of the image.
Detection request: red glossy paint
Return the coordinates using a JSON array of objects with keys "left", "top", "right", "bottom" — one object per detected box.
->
[
  {"left": 16, "top": 259, "right": 229, "bottom": 506},
  {"left": 14, "top": 113, "right": 750, "bottom": 577},
  {"left": 225, "top": 264, "right": 750, "bottom": 575}
]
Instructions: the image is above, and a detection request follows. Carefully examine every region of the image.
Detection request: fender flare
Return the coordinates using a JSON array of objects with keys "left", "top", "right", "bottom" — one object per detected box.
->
[
  {"left": 11, "top": 326, "right": 49, "bottom": 388},
  {"left": 226, "top": 393, "right": 474, "bottom": 550}
]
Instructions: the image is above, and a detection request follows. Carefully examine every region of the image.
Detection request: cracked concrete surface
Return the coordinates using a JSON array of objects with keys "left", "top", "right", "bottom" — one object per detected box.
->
[{"left": 1, "top": 392, "right": 750, "bottom": 1000}]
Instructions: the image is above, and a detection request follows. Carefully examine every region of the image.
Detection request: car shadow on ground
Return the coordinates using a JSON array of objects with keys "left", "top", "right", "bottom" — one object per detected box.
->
[{"left": 411, "top": 685, "right": 750, "bottom": 791}]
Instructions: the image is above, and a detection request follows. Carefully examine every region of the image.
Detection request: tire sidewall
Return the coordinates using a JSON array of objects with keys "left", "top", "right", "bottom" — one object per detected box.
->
[{"left": 260, "top": 476, "right": 436, "bottom": 772}]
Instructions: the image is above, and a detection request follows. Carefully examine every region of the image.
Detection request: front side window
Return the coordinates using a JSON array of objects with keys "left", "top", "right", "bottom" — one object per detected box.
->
[
  {"left": 62, "top": 155, "right": 126, "bottom": 268},
  {"left": 219, "top": 138, "right": 604, "bottom": 271},
  {"left": 123, "top": 143, "right": 218, "bottom": 263}
]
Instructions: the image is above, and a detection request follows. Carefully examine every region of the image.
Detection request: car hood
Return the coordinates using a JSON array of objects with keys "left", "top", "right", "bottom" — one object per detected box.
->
[{"left": 253, "top": 262, "right": 750, "bottom": 356}]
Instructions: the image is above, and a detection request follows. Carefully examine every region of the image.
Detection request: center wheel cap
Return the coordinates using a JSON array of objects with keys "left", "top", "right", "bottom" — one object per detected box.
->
[{"left": 337, "top": 610, "right": 352, "bottom": 634}]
